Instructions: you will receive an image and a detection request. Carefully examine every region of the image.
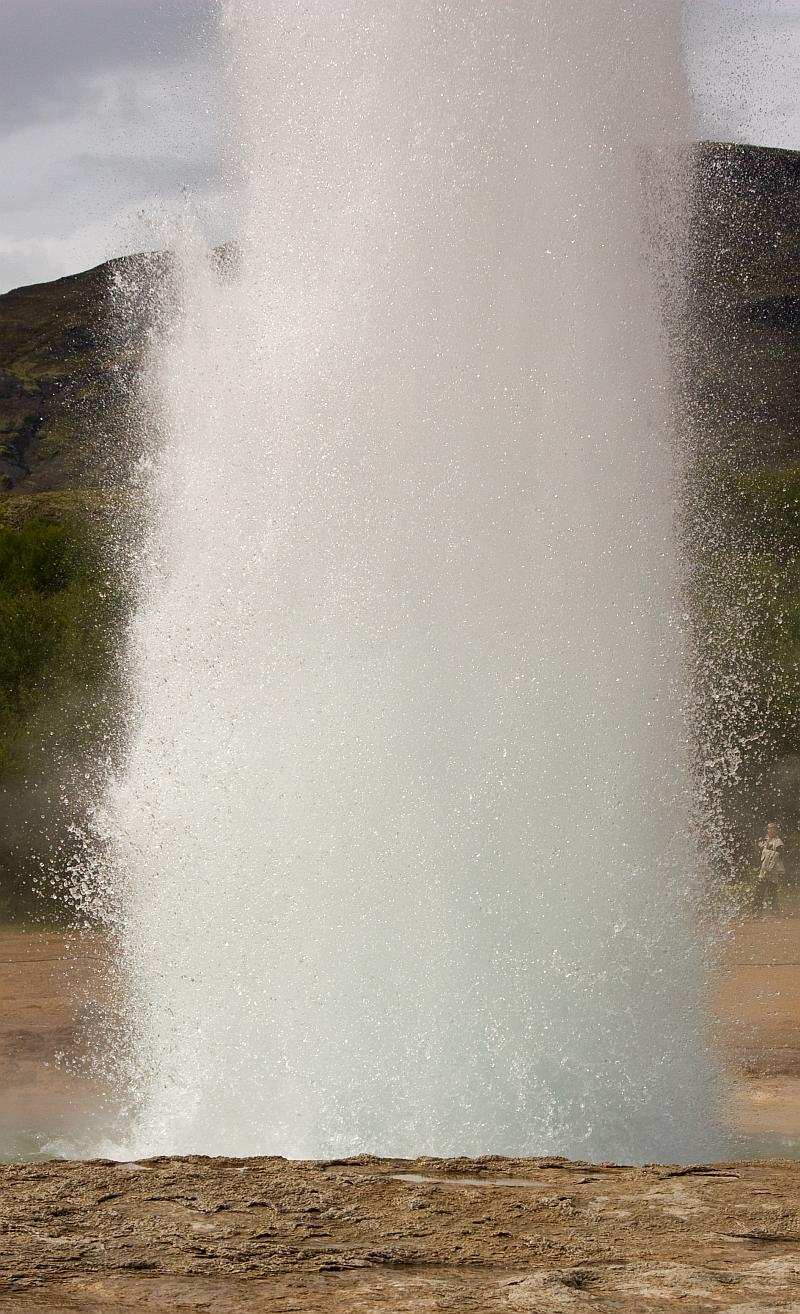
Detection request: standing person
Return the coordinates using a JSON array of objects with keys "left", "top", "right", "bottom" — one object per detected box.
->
[{"left": 754, "top": 821, "right": 785, "bottom": 917}]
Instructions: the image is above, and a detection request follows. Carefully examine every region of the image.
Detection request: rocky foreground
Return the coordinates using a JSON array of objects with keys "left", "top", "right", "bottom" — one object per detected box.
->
[{"left": 0, "top": 1153, "right": 798, "bottom": 1312}]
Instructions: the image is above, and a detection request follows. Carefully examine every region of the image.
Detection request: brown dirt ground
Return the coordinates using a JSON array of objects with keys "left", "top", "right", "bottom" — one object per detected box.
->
[
  {"left": 0, "top": 928, "right": 110, "bottom": 1156},
  {"left": 0, "top": 919, "right": 797, "bottom": 1311},
  {"left": 0, "top": 1154, "right": 798, "bottom": 1311},
  {"left": 713, "top": 917, "right": 800, "bottom": 1142}
]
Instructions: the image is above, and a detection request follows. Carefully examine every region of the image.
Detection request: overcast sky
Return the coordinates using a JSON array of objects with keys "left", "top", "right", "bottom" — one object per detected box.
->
[
  {"left": 0, "top": 0, "right": 220, "bottom": 292},
  {"left": 0, "top": 0, "right": 798, "bottom": 293}
]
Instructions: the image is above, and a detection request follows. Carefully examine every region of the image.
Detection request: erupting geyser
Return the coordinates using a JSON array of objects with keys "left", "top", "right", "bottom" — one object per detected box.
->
[{"left": 99, "top": 0, "right": 721, "bottom": 1162}]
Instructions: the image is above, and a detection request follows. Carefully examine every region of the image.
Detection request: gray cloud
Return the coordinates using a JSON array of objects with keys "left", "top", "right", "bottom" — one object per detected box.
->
[
  {"left": 3, "top": 151, "right": 217, "bottom": 218},
  {"left": 0, "top": 0, "right": 216, "bottom": 130},
  {"left": 0, "top": 0, "right": 221, "bottom": 290},
  {"left": 687, "top": 0, "right": 800, "bottom": 147}
]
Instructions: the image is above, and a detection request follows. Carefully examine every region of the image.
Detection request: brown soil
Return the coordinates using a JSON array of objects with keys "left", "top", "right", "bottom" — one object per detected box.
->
[
  {"left": 713, "top": 917, "right": 800, "bottom": 1142},
  {"left": 0, "top": 919, "right": 798, "bottom": 1311},
  {"left": 0, "top": 1154, "right": 798, "bottom": 1311},
  {"left": 0, "top": 927, "right": 110, "bottom": 1155}
]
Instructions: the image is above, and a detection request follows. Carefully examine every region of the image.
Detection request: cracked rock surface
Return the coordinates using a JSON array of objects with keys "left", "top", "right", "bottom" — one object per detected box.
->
[{"left": 0, "top": 1154, "right": 798, "bottom": 1311}]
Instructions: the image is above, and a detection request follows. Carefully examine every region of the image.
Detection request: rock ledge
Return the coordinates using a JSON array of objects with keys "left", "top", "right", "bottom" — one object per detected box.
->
[{"left": 0, "top": 1154, "right": 798, "bottom": 1310}]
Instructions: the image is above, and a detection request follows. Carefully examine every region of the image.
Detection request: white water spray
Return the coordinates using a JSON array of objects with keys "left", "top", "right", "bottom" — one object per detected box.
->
[{"left": 102, "top": 0, "right": 720, "bottom": 1162}]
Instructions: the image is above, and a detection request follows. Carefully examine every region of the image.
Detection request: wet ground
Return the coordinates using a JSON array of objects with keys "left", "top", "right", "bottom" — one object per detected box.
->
[
  {"left": 1, "top": 917, "right": 799, "bottom": 1159},
  {"left": 0, "top": 928, "right": 111, "bottom": 1159},
  {"left": 0, "top": 919, "right": 798, "bottom": 1310},
  {"left": 713, "top": 917, "right": 800, "bottom": 1156}
]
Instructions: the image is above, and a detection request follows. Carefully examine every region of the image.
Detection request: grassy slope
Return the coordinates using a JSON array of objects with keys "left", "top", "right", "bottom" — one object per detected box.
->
[
  {"left": 0, "top": 261, "right": 146, "bottom": 919},
  {"left": 689, "top": 145, "right": 800, "bottom": 870},
  {"left": 0, "top": 511, "right": 123, "bottom": 920}
]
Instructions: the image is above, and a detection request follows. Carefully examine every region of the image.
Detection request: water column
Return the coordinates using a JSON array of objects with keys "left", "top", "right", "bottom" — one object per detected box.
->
[{"left": 100, "top": 0, "right": 721, "bottom": 1162}]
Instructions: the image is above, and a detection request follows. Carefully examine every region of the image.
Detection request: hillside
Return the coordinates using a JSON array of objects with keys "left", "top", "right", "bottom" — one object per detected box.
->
[
  {"left": 0, "top": 257, "right": 156, "bottom": 918},
  {"left": 692, "top": 142, "right": 800, "bottom": 471},
  {"left": 687, "top": 146, "right": 800, "bottom": 873},
  {"left": 0, "top": 144, "right": 799, "bottom": 917},
  {"left": 1, "top": 260, "right": 130, "bottom": 499}
]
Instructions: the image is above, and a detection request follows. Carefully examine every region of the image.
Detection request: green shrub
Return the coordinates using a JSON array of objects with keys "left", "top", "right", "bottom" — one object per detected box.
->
[{"left": 0, "top": 516, "right": 123, "bottom": 921}]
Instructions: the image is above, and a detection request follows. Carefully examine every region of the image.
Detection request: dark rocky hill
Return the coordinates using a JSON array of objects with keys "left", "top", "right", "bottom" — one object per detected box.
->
[
  {"left": 692, "top": 143, "right": 800, "bottom": 471},
  {"left": 0, "top": 262, "right": 107, "bottom": 493},
  {"left": 0, "top": 250, "right": 168, "bottom": 507}
]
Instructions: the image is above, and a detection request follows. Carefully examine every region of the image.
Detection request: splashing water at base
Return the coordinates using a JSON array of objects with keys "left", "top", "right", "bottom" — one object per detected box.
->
[{"left": 98, "top": 1, "right": 721, "bottom": 1162}]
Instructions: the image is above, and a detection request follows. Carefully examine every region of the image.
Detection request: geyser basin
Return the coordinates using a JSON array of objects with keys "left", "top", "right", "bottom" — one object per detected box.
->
[{"left": 99, "top": 0, "right": 721, "bottom": 1162}]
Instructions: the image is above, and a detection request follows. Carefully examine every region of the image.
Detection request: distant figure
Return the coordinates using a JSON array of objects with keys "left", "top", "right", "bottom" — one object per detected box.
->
[{"left": 754, "top": 821, "right": 784, "bottom": 917}]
